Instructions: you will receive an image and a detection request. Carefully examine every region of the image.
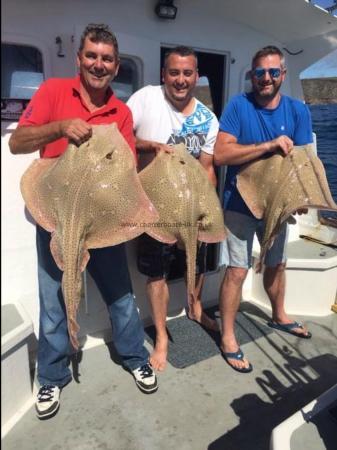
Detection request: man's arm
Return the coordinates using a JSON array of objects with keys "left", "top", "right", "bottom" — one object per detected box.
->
[
  {"left": 9, "top": 119, "right": 93, "bottom": 155},
  {"left": 214, "top": 131, "right": 294, "bottom": 166},
  {"left": 199, "top": 151, "right": 217, "bottom": 186},
  {"left": 119, "top": 109, "right": 137, "bottom": 159}
]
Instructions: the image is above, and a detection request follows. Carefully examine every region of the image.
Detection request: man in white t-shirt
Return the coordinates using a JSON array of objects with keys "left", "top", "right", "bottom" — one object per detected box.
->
[{"left": 127, "top": 46, "right": 219, "bottom": 372}]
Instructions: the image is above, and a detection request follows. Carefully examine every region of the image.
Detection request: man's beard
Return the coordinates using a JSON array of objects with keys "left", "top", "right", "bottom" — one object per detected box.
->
[{"left": 253, "top": 81, "right": 281, "bottom": 102}]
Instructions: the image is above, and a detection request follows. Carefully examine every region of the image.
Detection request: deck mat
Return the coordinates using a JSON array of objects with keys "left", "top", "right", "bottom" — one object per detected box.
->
[{"left": 144, "top": 304, "right": 273, "bottom": 369}]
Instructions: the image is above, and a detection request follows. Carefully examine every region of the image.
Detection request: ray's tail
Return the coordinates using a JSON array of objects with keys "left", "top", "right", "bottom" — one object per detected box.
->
[
  {"left": 61, "top": 263, "right": 83, "bottom": 351},
  {"left": 51, "top": 228, "right": 89, "bottom": 351},
  {"left": 182, "top": 227, "right": 198, "bottom": 307}
]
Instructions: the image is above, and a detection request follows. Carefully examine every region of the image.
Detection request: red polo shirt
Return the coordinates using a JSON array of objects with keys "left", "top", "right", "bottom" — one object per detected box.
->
[{"left": 19, "top": 75, "right": 136, "bottom": 159}]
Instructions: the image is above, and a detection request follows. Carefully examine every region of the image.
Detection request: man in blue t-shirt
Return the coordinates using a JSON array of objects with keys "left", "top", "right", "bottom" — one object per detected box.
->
[{"left": 214, "top": 45, "right": 312, "bottom": 373}]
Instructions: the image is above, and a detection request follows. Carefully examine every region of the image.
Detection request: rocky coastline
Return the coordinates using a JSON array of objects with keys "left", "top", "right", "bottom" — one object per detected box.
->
[{"left": 301, "top": 77, "right": 337, "bottom": 104}]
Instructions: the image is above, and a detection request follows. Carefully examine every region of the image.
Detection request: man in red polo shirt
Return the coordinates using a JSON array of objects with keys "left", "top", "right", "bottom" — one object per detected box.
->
[{"left": 9, "top": 23, "right": 157, "bottom": 420}]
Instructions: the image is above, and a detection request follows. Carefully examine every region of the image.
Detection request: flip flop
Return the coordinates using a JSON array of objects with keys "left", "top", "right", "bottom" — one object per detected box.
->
[
  {"left": 221, "top": 348, "right": 253, "bottom": 373},
  {"left": 267, "top": 321, "right": 312, "bottom": 339}
]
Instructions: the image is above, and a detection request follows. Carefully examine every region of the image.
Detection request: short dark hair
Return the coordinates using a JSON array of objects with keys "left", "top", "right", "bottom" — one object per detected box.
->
[
  {"left": 79, "top": 23, "right": 119, "bottom": 58},
  {"left": 163, "top": 46, "right": 198, "bottom": 69},
  {"left": 251, "top": 45, "right": 285, "bottom": 69}
]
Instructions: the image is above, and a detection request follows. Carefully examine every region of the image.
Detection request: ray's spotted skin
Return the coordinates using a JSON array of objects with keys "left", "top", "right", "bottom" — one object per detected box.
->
[
  {"left": 139, "top": 143, "right": 227, "bottom": 299},
  {"left": 237, "top": 144, "right": 337, "bottom": 268},
  {"left": 20, "top": 124, "right": 158, "bottom": 348}
]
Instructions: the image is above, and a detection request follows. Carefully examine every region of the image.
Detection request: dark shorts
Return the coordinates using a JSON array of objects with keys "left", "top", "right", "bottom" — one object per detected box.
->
[{"left": 137, "top": 234, "right": 208, "bottom": 279}]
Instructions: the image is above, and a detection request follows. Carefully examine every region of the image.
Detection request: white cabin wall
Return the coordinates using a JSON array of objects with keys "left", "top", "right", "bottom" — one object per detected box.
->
[
  {"left": 3, "top": 0, "right": 335, "bottom": 98},
  {"left": 1, "top": 123, "right": 40, "bottom": 326},
  {"left": 3, "top": 0, "right": 290, "bottom": 96}
]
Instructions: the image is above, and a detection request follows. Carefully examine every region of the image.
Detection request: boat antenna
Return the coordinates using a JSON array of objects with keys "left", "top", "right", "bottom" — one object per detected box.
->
[{"left": 282, "top": 47, "right": 303, "bottom": 56}]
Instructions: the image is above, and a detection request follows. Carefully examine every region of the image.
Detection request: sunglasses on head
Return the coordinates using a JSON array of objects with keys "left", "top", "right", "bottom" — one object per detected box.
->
[{"left": 253, "top": 68, "right": 282, "bottom": 79}]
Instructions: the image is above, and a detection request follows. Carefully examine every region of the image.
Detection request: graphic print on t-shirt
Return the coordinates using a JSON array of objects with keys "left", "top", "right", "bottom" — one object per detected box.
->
[{"left": 167, "top": 103, "right": 213, "bottom": 158}]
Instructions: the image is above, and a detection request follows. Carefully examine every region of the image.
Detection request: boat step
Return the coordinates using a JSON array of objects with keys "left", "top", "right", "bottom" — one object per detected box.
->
[
  {"left": 1, "top": 303, "right": 34, "bottom": 437},
  {"left": 251, "top": 239, "right": 337, "bottom": 316}
]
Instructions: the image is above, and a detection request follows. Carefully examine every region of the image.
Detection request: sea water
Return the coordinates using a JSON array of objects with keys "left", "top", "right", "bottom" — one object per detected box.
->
[{"left": 309, "top": 103, "right": 337, "bottom": 219}]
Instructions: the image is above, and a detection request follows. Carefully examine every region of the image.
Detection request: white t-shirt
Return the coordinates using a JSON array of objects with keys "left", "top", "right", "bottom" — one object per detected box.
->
[{"left": 127, "top": 85, "right": 219, "bottom": 158}]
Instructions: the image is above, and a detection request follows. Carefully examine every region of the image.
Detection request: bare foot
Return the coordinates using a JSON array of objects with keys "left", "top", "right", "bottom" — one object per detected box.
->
[
  {"left": 187, "top": 302, "right": 220, "bottom": 332},
  {"left": 199, "top": 311, "right": 220, "bottom": 332},
  {"left": 149, "top": 337, "right": 168, "bottom": 372}
]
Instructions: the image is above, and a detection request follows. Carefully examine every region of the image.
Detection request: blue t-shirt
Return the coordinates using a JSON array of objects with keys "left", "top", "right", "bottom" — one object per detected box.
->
[{"left": 219, "top": 92, "right": 313, "bottom": 215}]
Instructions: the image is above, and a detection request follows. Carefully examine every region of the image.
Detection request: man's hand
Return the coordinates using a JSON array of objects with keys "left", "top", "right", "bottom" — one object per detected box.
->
[
  {"left": 153, "top": 143, "right": 174, "bottom": 155},
  {"left": 59, "top": 119, "right": 92, "bottom": 146},
  {"left": 135, "top": 138, "right": 174, "bottom": 155},
  {"left": 267, "top": 135, "right": 294, "bottom": 156}
]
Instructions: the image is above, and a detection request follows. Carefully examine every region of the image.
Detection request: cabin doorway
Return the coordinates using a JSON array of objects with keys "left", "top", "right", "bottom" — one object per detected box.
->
[{"left": 160, "top": 46, "right": 228, "bottom": 281}]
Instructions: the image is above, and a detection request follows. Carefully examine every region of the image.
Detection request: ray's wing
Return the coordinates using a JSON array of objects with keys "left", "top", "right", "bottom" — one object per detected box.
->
[
  {"left": 20, "top": 158, "right": 62, "bottom": 232},
  {"left": 237, "top": 146, "right": 337, "bottom": 266},
  {"left": 260, "top": 147, "right": 337, "bottom": 256},
  {"left": 197, "top": 207, "right": 227, "bottom": 243},
  {"left": 21, "top": 145, "right": 83, "bottom": 271},
  {"left": 138, "top": 150, "right": 184, "bottom": 245},
  {"left": 84, "top": 171, "right": 160, "bottom": 248},
  {"left": 20, "top": 140, "right": 82, "bottom": 233},
  {"left": 193, "top": 163, "right": 227, "bottom": 243},
  {"left": 236, "top": 153, "right": 281, "bottom": 220},
  {"left": 84, "top": 135, "right": 160, "bottom": 249}
]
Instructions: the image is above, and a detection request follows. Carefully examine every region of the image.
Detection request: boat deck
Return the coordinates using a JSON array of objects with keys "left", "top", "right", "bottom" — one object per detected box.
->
[{"left": 2, "top": 302, "right": 337, "bottom": 450}]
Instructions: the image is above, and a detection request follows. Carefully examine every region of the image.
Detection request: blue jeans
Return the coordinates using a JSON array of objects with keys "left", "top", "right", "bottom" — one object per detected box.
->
[{"left": 36, "top": 225, "right": 149, "bottom": 387}]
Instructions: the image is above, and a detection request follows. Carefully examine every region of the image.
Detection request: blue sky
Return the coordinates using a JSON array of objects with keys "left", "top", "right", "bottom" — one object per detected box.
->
[
  {"left": 301, "top": 49, "right": 337, "bottom": 78},
  {"left": 300, "top": 0, "right": 337, "bottom": 78}
]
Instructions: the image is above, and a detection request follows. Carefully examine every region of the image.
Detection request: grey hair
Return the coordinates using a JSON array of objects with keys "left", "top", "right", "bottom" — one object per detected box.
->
[{"left": 78, "top": 23, "right": 119, "bottom": 59}]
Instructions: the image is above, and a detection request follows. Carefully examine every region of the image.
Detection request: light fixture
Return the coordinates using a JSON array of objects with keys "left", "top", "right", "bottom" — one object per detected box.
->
[
  {"left": 155, "top": 0, "right": 177, "bottom": 20},
  {"left": 55, "top": 36, "right": 65, "bottom": 57}
]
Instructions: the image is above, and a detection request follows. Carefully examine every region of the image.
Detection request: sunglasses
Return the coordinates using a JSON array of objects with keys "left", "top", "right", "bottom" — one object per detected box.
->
[{"left": 253, "top": 68, "right": 283, "bottom": 79}]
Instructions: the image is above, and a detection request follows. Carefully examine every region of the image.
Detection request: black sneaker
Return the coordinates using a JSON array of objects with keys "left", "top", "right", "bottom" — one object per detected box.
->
[
  {"left": 35, "top": 385, "right": 61, "bottom": 419},
  {"left": 132, "top": 363, "right": 158, "bottom": 394}
]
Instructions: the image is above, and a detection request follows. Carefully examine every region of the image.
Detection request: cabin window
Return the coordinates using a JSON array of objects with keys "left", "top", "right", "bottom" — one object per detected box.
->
[
  {"left": 243, "top": 69, "right": 251, "bottom": 93},
  {"left": 1, "top": 43, "right": 44, "bottom": 121},
  {"left": 112, "top": 57, "right": 141, "bottom": 102}
]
